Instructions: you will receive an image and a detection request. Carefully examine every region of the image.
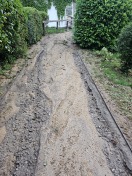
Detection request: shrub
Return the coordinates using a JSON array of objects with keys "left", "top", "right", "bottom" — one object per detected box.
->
[
  {"left": 74, "top": 0, "right": 132, "bottom": 51},
  {"left": 117, "top": 22, "right": 132, "bottom": 73},
  {"left": 24, "top": 7, "right": 47, "bottom": 45},
  {"left": 0, "top": 0, "right": 27, "bottom": 65}
]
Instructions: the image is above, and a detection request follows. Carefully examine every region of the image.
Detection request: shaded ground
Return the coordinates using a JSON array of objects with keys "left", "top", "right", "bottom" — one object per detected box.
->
[{"left": 0, "top": 32, "right": 132, "bottom": 176}]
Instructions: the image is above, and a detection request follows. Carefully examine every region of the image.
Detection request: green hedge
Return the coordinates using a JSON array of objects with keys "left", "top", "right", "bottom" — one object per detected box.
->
[
  {"left": 0, "top": 0, "right": 47, "bottom": 66},
  {"left": 0, "top": 0, "right": 27, "bottom": 65},
  {"left": 24, "top": 7, "right": 47, "bottom": 45},
  {"left": 74, "top": 0, "right": 132, "bottom": 51},
  {"left": 117, "top": 22, "right": 132, "bottom": 73}
]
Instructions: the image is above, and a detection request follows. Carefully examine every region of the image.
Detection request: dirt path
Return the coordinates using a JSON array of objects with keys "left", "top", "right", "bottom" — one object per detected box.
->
[{"left": 0, "top": 32, "right": 132, "bottom": 176}]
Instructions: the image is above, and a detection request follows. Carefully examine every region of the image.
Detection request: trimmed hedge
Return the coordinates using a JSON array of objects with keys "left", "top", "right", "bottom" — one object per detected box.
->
[
  {"left": 117, "top": 22, "right": 132, "bottom": 73},
  {"left": 0, "top": 0, "right": 47, "bottom": 66},
  {"left": 24, "top": 7, "right": 47, "bottom": 45},
  {"left": 0, "top": 0, "right": 27, "bottom": 64},
  {"left": 74, "top": 0, "right": 132, "bottom": 51}
]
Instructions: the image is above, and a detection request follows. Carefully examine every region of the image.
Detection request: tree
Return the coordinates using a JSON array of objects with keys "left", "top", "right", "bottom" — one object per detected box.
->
[
  {"left": 21, "top": 0, "right": 47, "bottom": 11},
  {"left": 52, "top": 0, "right": 72, "bottom": 19}
]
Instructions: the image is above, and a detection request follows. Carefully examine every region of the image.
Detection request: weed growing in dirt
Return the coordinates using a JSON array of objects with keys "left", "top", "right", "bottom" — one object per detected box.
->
[
  {"left": 0, "top": 62, "right": 13, "bottom": 78},
  {"left": 0, "top": 56, "right": 27, "bottom": 80},
  {"left": 95, "top": 48, "right": 132, "bottom": 87}
]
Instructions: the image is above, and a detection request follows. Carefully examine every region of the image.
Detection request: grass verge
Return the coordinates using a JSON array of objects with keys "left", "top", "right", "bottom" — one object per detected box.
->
[
  {"left": 45, "top": 27, "right": 66, "bottom": 34},
  {"left": 81, "top": 49, "right": 132, "bottom": 120},
  {"left": 95, "top": 48, "right": 132, "bottom": 87}
]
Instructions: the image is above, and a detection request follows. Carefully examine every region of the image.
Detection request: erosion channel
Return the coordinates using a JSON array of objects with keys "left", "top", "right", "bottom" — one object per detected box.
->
[{"left": 0, "top": 32, "right": 132, "bottom": 176}]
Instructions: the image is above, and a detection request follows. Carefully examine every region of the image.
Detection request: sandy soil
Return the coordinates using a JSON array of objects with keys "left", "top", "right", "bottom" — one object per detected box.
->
[
  {"left": 0, "top": 32, "right": 132, "bottom": 176},
  {"left": 35, "top": 33, "right": 112, "bottom": 176}
]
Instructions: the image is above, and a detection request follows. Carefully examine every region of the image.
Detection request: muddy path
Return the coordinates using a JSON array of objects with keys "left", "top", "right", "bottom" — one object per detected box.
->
[{"left": 0, "top": 32, "right": 132, "bottom": 176}]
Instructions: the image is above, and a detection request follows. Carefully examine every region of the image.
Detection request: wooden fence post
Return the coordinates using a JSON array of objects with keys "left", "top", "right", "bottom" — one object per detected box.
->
[
  {"left": 56, "top": 21, "right": 58, "bottom": 29},
  {"left": 43, "top": 22, "right": 45, "bottom": 35},
  {"left": 66, "top": 21, "right": 68, "bottom": 30}
]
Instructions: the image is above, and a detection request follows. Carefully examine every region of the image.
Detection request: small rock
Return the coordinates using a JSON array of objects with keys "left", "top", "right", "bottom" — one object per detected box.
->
[
  {"left": 112, "top": 168, "right": 115, "bottom": 172},
  {"left": 43, "top": 162, "right": 47, "bottom": 166}
]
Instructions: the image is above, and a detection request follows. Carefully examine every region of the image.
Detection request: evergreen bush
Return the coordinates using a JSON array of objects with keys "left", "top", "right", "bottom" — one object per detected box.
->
[
  {"left": 74, "top": 0, "right": 132, "bottom": 51},
  {"left": 24, "top": 7, "right": 47, "bottom": 45},
  {"left": 0, "top": 0, "right": 27, "bottom": 65},
  {"left": 117, "top": 22, "right": 132, "bottom": 73}
]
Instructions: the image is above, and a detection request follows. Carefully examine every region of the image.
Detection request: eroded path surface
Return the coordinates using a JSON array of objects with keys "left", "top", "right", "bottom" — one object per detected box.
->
[
  {"left": 0, "top": 32, "right": 132, "bottom": 176},
  {"left": 34, "top": 33, "right": 112, "bottom": 176}
]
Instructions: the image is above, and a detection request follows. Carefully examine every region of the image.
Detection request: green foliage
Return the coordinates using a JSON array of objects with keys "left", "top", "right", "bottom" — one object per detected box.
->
[
  {"left": 117, "top": 22, "right": 132, "bottom": 73},
  {"left": 95, "top": 47, "right": 120, "bottom": 62},
  {"left": 52, "top": 0, "right": 72, "bottom": 19},
  {"left": 84, "top": 50, "right": 132, "bottom": 118},
  {"left": 94, "top": 48, "right": 131, "bottom": 86},
  {"left": 74, "top": 0, "right": 132, "bottom": 51},
  {"left": 46, "top": 27, "right": 65, "bottom": 34},
  {"left": 48, "top": 0, "right": 52, "bottom": 9},
  {"left": 0, "top": 0, "right": 27, "bottom": 65},
  {"left": 24, "top": 7, "right": 47, "bottom": 45},
  {"left": 21, "top": 0, "right": 48, "bottom": 12}
]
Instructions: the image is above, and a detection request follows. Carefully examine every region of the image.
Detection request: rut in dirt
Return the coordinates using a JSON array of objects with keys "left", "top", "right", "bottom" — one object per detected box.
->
[{"left": 0, "top": 32, "right": 132, "bottom": 176}]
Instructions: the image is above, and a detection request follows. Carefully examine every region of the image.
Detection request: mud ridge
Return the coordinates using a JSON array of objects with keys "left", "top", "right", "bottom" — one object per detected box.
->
[
  {"left": 73, "top": 52, "right": 132, "bottom": 176},
  {"left": 35, "top": 32, "right": 113, "bottom": 176},
  {"left": 0, "top": 49, "right": 52, "bottom": 176},
  {"left": 1, "top": 32, "right": 132, "bottom": 176}
]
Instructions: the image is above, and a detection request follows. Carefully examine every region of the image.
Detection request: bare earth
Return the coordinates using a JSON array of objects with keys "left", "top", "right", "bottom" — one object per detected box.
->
[{"left": 0, "top": 32, "right": 132, "bottom": 176}]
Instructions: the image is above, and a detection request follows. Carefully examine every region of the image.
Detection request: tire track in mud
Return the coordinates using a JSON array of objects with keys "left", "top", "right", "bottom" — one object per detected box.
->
[
  {"left": 35, "top": 33, "right": 112, "bottom": 176},
  {"left": 0, "top": 50, "right": 52, "bottom": 175},
  {"left": 0, "top": 32, "right": 132, "bottom": 176},
  {"left": 73, "top": 52, "right": 132, "bottom": 176}
]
